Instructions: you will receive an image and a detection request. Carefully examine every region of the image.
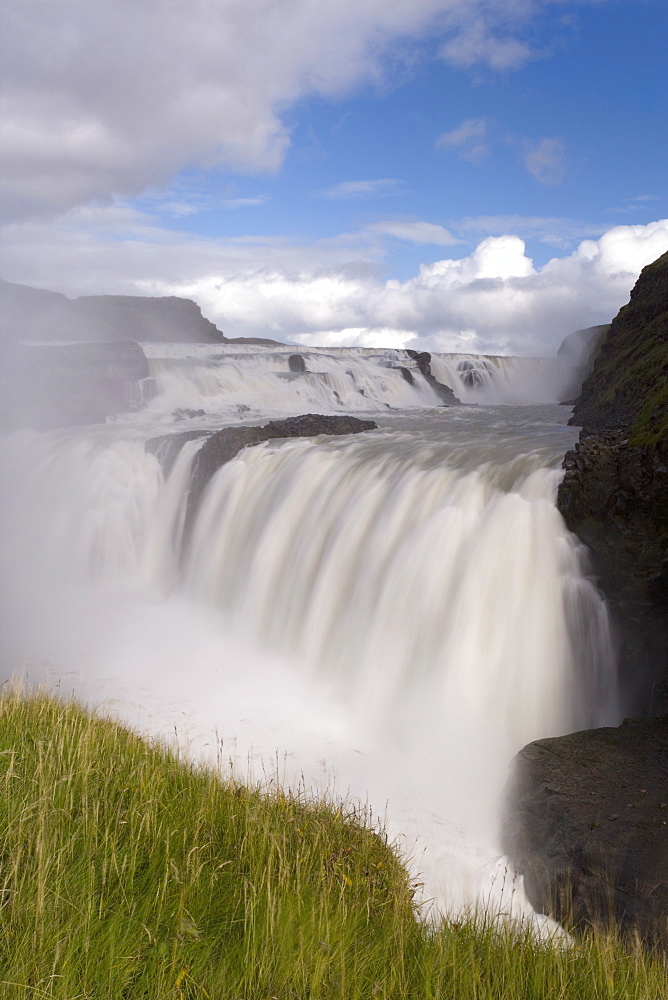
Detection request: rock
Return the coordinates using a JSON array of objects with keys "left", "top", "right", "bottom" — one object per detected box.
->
[
  {"left": 405, "top": 350, "right": 460, "bottom": 405},
  {"left": 503, "top": 717, "right": 668, "bottom": 950},
  {"left": 0, "top": 340, "right": 150, "bottom": 429},
  {"left": 288, "top": 354, "right": 307, "bottom": 372},
  {"left": 0, "top": 279, "right": 227, "bottom": 344},
  {"left": 558, "top": 251, "right": 668, "bottom": 714},
  {"left": 147, "top": 413, "right": 377, "bottom": 535}
]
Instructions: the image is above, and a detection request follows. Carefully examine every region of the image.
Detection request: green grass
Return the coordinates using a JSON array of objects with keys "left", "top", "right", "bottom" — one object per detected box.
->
[{"left": 0, "top": 689, "right": 665, "bottom": 999}]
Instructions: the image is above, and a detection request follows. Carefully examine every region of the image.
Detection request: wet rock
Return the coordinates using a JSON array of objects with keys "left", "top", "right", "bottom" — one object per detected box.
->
[
  {"left": 405, "top": 350, "right": 460, "bottom": 405},
  {"left": 503, "top": 717, "right": 668, "bottom": 950},
  {"left": 288, "top": 354, "right": 307, "bottom": 373},
  {"left": 147, "top": 413, "right": 377, "bottom": 533}
]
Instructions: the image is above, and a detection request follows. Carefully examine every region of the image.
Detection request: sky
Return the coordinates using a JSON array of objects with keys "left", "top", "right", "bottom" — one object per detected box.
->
[{"left": 1, "top": 0, "right": 667, "bottom": 356}]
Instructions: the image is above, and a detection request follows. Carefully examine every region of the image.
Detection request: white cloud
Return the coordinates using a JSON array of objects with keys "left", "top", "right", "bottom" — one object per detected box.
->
[
  {"left": 368, "top": 220, "right": 461, "bottom": 245},
  {"left": 1, "top": 1, "right": 610, "bottom": 218},
  {"left": 3, "top": 210, "right": 665, "bottom": 356},
  {"left": 523, "top": 137, "right": 566, "bottom": 185},
  {"left": 320, "top": 179, "right": 403, "bottom": 199},
  {"left": 436, "top": 118, "right": 489, "bottom": 163}
]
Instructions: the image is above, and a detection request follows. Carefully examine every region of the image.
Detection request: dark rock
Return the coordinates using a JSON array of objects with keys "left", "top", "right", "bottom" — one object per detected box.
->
[
  {"left": 558, "top": 251, "right": 668, "bottom": 714},
  {"left": 397, "top": 366, "right": 414, "bottom": 385},
  {"left": 288, "top": 354, "right": 307, "bottom": 373},
  {"left": 0, "top": 340, "right": 150, "bottom": 429},
  {"left": 405, "top": 350, "right": 460, "bottom": 405},
  {"left": 503, "top": 717, "right": 668, "bottom": 950},
  {"left": 226, "top": 336, "right": 285, "bottom": 346},
  {"left": 147, "top": 413, "right": 377, "bottom": 535}
]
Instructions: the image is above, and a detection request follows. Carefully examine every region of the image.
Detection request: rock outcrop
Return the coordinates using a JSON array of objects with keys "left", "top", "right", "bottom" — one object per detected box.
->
[
  {"left": 288, "top": 354, "right": 307, "bottom": 372},
  {"left": 0, "top": 279, "right": 284, "bottom": 346},
  {"left": 0, "top": 279, "right": 226, "bottom": 344},
  {"left": 147, "top": 413, "right": 377, "bottom": 532},
  {"left": 405, "top": 350, "right": 460, "bottom": 405},
  {"left": 558, "top": 251, "right": 668, "bottom": 714},
  {"left": 503, "top": 717, "right": 668, "bottom": 950}
]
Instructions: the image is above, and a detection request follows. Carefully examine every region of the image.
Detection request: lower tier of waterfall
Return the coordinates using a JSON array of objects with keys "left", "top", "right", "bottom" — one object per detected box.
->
[{"left": 0, "top": 379, "right": 619, "bottom": 925}]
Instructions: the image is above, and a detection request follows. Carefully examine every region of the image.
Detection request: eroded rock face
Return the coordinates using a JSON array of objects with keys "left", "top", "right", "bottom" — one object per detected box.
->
[
  {"left": 405, "top": 350, "right": 460, "bottom": 405},
  {"left": 503, "top": 718, "right": 668, "bottom": 950},
  {"left": 559, "top": 430, "right": 668, "bottom": 712},
  {"left": 558, "top": 251, "right": 668, "bottom": 714}
]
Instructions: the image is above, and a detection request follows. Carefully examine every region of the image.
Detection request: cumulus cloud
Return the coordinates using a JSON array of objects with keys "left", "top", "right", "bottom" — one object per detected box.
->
[
  {"left": 1, "top": 0, "right": 610, "bottom": 218},
  {"left": 436, "top": 118, "right": 489, "bottom": 163},
  {"left": 3, "top": 210, "right": 665, "bottom": 356},
  {"left": 523, "top": 137, "right": 566, "bottom": 185}
]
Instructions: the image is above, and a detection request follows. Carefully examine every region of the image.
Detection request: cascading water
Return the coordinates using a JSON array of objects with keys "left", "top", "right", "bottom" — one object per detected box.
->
[{"left": 0, "top": 343, "right": 619, "bottom": 926}]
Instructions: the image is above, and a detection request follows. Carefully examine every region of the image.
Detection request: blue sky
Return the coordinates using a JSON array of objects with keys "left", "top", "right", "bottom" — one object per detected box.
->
[{"left": 1, "top": 0, "right": 667, "bottom": 354}]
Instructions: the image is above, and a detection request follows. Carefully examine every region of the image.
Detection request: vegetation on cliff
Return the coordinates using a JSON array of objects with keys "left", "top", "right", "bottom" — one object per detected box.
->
[
  {"left": 559, "top": 251, "right": 668, "bottom": 713},
  {"left": 570, "top": 251, "right": 668, "bottom": 445},
  {"left": 1, "top": 690, "right": 665, "bottom": 999}
]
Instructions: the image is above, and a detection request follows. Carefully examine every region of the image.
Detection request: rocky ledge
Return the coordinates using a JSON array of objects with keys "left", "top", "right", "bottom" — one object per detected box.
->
[
  {"left": 147, "top": 413, "right": 377, "bottom": 532},
  {"left": 503, "top": 717, "right": 668, "bottom": 950}
]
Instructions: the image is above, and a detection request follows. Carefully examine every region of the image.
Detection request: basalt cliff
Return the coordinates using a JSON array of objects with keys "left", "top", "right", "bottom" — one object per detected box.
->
[
  {"left": 505, "top": 252, "right": 668, "bottom": 949},
  {"left": 558, "top": 250, "right": 668, "bottom": 715}
]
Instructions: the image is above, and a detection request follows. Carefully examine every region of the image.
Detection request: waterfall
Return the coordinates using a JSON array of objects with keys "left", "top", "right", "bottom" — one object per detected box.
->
[
  {"left": 0, "top": 345, "right": 619, "bottom": 925},
  {"left": 133, "top": 343, "right": 576, "bottom": 422}
]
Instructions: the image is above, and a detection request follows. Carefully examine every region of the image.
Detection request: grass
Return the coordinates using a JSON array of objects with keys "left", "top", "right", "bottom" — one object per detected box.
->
[{"left": 0, "top": 689, "right": 665, "bottom": 999}]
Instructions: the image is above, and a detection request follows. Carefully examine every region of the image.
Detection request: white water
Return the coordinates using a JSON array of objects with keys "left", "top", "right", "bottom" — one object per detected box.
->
[
  {"left": 134, "top": 343, "right": 577, "bottom": 425},
  {"left": 0, "top": 344, "right": 619, "bottom": 927}
]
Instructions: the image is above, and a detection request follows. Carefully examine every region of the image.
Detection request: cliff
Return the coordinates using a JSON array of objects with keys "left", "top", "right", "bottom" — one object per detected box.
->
[
  {"left": 0, "top": 279, "right": 227, "bottom": 344},
  {"left": 503, "top": 717, "right": 668, "bottom": 950},
  {"left": 558, "top": 251, "right": 668, "bottom": 714}
]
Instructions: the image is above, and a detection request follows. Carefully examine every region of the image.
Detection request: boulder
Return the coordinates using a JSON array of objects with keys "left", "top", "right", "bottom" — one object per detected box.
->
[
  {"left": 503, "top": 717, "right": 668, "bottom": 950},
  {"left": 288, "top": 354, "right": 307, "bottom": 372}
]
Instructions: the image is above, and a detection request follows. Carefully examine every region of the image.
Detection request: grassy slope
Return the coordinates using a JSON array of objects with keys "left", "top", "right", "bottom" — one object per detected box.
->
[
  {"left": 1, "top": 691, "right": 665, "bottom": 999},
  {"left": 571, "top": 250, "right": 668, "bottom": 445}
]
